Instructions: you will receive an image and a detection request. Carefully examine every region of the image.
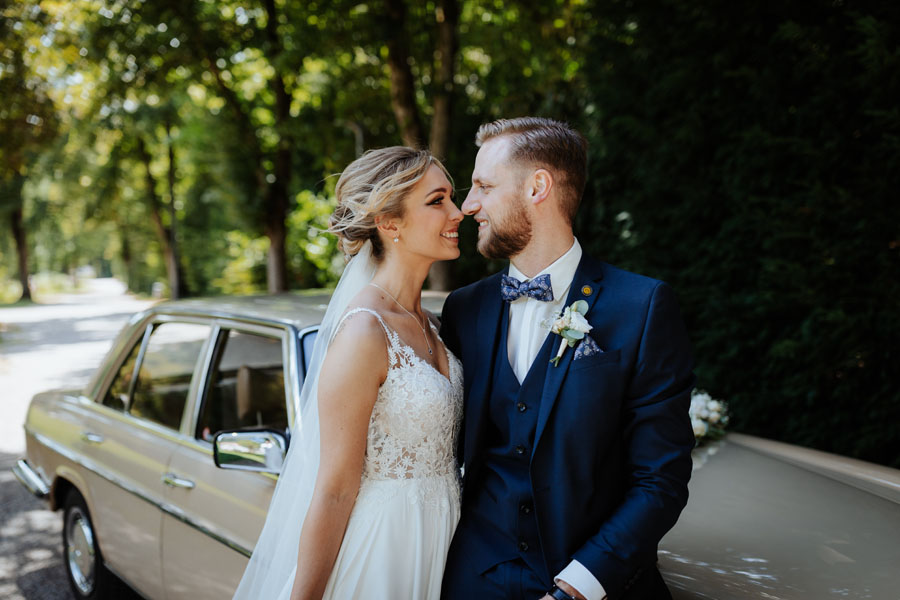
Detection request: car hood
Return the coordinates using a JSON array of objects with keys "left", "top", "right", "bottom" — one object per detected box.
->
[{"left": 660, "top": 434, "right": 900, "bottom": 599}]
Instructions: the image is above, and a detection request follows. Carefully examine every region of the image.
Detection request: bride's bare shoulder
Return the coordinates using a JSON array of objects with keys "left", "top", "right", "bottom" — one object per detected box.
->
[
  {"left": 333, "top": 306, "right": 388, "bottom": 344},
  {"left": 322, "top": 308, "right": 389, "bottom": 385}
]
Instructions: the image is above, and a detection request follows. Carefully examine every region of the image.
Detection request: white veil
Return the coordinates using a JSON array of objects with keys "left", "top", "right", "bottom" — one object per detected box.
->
[{"left": 233, "top": 240, "right": 377, "bottom": 599}]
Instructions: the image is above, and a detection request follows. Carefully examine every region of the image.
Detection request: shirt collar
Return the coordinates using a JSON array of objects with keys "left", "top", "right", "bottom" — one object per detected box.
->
[{"left": 508, "top": 238, "right": 582, "bottom": 302}]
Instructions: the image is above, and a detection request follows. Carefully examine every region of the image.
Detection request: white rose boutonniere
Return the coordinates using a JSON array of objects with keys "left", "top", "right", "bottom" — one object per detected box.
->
[{"left": 543, "top": 299, "right": 592, "bottom": 366}]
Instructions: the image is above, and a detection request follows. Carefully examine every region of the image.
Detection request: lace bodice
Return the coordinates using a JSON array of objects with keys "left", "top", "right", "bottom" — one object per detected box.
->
[{"left": 336, "top": 308, "right": 463, "bottom": 482}]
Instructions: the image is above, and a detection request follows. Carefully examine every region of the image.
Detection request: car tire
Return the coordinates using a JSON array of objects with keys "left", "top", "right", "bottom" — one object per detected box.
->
[{"left": 62, "top": 488, "right": 116, "bottom": 599}]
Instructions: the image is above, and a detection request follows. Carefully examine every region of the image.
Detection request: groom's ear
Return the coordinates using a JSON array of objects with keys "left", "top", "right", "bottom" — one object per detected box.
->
[{"left": 528, "top": 169, "right": 553, "bottom": 206}]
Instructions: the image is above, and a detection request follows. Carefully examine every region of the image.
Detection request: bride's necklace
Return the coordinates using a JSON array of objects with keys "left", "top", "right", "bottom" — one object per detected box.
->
[{"left": 368, "top": 282, "right": 433, "bottom": 355}]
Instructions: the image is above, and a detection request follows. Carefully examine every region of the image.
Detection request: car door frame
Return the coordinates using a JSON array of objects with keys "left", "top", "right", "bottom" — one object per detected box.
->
[
  {"left": 159, "top": 317, "right": 303, "bottom": 599},
  {"left": 77, "top": 312, "right": 216, "bottom": 599}
]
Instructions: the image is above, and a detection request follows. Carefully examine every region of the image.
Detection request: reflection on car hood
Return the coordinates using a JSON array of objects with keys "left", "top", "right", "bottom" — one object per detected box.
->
[{"left": 660, "top": 434, "right": 900, "bottom": 599}]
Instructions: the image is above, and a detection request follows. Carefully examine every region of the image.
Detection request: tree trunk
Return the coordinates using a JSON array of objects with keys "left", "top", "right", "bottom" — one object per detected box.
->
[
  {"left": 384, "top": 0, "right": 426, "bottom": 148},
  {"left": 426, "top": 0, "right": 460, "bottom": 291},
  {"left": 165, "top": 121, "right": 190, "bottom": 298},
  {"left": 262, "top": 0, "right": 292, "bottom": 293},
  {"left": 202, "top": 54, "right": 285, "bottom": 292},
  {"left": 428, "top": 0, "right": 459, "bottom": 160},
  {"left": 342, "top": 120, "right": 365, "bottom": 156},
  {"left": 264, "top": 143, "right": 289, "bottom": 293},
  {"left": 10, "top": 206, "right": 31, "bottom": 301},
  {"left": 266, "top": 218, "right": 287, "bottom": 293},
  {"left": 118, "top": 223, "right": 134, "bottom": 291},
  {"left": 137, "top": 136, "right": 183, "bottom": 299},
  {"left": 382, "top": 0, "right": 460, "bottom": 289}
]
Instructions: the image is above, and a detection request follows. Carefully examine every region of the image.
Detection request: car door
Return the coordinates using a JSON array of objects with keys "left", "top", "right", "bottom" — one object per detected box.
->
[
  {"left": 83, "top": 318, "right": 212, "bottom": 600},
  {"left": 160, "top": 322, "right": 298, "bottom": 599}
]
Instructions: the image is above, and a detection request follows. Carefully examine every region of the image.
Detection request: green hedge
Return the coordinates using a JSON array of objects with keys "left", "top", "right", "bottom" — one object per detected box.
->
[{"left": 576, "top": 0, "right": 900, "bottom": 466}]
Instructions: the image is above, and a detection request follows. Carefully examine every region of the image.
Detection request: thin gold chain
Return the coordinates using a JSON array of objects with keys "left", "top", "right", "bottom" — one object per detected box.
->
[{"left": 368, "top": 282, "right": 433, "bottom": 355}]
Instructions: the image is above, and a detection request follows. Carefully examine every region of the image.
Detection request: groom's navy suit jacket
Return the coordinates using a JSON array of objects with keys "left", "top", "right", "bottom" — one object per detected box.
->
[{"left": 440, "top": 253, "right": 695, "bottom": 599}]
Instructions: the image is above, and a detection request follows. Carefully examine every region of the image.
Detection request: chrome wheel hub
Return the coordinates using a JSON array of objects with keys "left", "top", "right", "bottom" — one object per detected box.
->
[{"left": 65, "top": 507, "right": 96, "bottom": 595}]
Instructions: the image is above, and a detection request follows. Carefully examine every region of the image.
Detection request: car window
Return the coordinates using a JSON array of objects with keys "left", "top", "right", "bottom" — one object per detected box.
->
[
  {"left": 129, "top": 322, "right": 211, "bottom": 430},
  {"left": 301, "top": 329, "right": 318, "bottom": 373},
  {"left": 196, "top": 329, "right": 287, "bottom": 442},
  {"left": 103, "top": 334, "right": 144, "bottom": 412}
]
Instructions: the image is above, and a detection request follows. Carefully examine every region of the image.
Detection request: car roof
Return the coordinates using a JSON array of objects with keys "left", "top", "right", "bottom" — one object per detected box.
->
[
  {"left": 83, "top": 290, "right": 450, "bottom": 400},
  {"left": 149, "top": 290, "right": 450, "bottom": 330}
]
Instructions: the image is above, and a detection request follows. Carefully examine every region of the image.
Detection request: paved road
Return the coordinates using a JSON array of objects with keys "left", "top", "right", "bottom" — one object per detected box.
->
[{"left": 0, "top": 280, "right": 154, "bottom": 600}]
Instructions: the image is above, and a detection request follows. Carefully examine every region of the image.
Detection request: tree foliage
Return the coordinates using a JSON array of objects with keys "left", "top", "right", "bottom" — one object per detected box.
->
[{"left": 1, "top": 0, "right": 897, "bottom": 466}]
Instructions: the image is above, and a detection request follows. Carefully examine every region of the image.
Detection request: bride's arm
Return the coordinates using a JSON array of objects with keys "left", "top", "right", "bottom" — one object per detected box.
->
[{"left": 290, "top": 314, "right": 388, "bottom": 600}]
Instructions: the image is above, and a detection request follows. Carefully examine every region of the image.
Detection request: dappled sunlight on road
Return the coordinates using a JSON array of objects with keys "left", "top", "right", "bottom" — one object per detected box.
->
[{"left": 0, "top": 452, "right": 66, "bottom": 599}]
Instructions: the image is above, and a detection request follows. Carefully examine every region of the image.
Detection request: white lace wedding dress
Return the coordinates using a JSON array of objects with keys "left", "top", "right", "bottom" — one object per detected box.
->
[{"left": 318, "top": 307, "right": 463, "bottom": 599}]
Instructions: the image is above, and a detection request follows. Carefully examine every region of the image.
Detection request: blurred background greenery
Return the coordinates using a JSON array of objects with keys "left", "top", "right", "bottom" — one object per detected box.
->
[{"left": 1, "top": 0, "right": 897, "bottom": 466}]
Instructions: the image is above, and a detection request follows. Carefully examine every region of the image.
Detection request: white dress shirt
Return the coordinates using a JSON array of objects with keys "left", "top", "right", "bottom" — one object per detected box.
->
[
  {"left": 507, "top": 238, "right": 582, "bottom": 383},
  {"left": 505, "top": 237, "right": 607, "bottom": 600}
]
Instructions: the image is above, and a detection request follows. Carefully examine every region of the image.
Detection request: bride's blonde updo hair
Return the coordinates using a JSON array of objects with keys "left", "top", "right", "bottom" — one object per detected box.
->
[{"left": 329, "top": 146, "right": 451, "bottom": 261}]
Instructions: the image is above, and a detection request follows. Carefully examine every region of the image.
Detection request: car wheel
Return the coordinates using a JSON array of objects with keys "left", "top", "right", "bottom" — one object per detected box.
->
[{"left": 62, "top": 489, "right": 115, "bottom": 599}]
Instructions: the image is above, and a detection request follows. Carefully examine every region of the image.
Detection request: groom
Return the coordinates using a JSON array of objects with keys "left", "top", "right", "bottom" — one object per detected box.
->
[{"left": 440, "top": 117, "right": 695, "bottom": 600}]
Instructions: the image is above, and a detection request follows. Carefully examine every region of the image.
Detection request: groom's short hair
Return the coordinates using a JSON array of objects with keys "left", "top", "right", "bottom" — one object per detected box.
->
[{"left": 476, "top": 117, "right": 587, "bottom": 225}]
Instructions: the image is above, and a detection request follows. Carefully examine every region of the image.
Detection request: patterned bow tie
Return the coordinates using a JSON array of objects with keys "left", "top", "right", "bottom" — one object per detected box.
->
[{"left": 501, "top": 273, "right": 554, "bottom": 302}]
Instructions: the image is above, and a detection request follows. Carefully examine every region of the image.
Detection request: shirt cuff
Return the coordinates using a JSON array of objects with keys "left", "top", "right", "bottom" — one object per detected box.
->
[{"left": 556, "top": 560, "right": 607, "bottom": 600}]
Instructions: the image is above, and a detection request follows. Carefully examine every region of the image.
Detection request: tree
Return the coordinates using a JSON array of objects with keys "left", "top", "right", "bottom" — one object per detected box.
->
[
  {"left": 165, "top": 0, "right": 317, "bottom": 293},
  {"left": 380, "top": 0, "right": 459, "bottom": 289},
  {"left": 0, "top": 0, "right": 60, "bottom": 301},
  {"left": 63, "top": 0, "right": 293, "bottom": 293},
  {"left": 42, "top": 0, "right": 209, "bottom": 297}
]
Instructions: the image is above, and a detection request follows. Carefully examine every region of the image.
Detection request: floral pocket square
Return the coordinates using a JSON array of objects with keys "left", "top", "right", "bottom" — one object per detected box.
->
[{"left": 574, "top": 335, "right": 603, "bottom": 360}]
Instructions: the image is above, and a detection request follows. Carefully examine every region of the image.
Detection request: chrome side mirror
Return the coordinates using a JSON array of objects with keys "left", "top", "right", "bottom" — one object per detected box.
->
[{"left": 213, "top": 430, "right": 288, "bottom": 474}]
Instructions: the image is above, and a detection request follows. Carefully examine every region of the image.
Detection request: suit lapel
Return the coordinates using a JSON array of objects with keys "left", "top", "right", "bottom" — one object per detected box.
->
[
  {"left": 465, "top": 270, "right": 506, "bottom": 466},
  {"left": 533, "top": 255, "right": 605, "bottom": 452}
]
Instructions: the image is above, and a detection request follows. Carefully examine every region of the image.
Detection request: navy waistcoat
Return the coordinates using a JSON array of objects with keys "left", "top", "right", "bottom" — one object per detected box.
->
[{"left": 460, "top": 304, "right": 555, "bottom": 580}]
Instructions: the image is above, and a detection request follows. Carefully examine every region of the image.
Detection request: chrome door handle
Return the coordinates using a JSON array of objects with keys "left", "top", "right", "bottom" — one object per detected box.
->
[
  {"left": 161, "top": 473, "right": 196, "bottom": 490},
  {"left": 80, "top": 432, "right": 105, "bottom": 444}
]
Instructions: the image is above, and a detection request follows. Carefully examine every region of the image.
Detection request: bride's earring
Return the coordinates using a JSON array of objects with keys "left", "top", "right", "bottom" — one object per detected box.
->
[{"left": 393, "top": 236, "right": 399, "bottom": 243}]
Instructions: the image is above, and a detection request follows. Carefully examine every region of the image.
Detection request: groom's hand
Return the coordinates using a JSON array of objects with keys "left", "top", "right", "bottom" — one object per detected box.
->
[{"left": 540, "top": 579, "right": 587, "bottom": 600}]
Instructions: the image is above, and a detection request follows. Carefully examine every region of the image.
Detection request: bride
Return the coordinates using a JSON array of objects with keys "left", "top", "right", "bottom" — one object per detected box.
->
[{"left": 233, "top": 147, "right": 465, "bottom": 600}]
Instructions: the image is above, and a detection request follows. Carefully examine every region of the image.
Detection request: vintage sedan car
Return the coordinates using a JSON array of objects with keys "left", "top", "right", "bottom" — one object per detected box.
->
[
  {"left": 13, "top": 294, "right": 900, "bottom": 599},
  {"left": 12, "top": 292, "right": 447, "bottom": 599}
]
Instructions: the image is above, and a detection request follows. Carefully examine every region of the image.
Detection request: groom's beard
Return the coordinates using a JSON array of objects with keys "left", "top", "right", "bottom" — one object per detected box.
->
[{"left": 478, "top": 204, "right": 533, "bottom": 260}]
